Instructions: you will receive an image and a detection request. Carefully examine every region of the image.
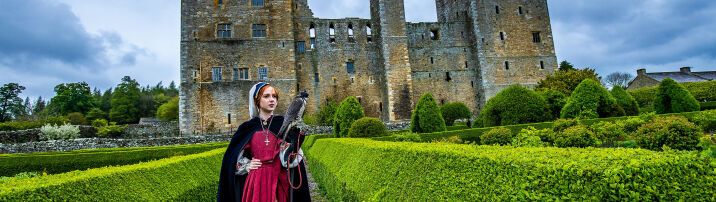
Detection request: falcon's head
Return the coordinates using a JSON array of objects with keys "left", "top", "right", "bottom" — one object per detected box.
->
[{"left": 300, "top": 90, "right": 309, "bottom": 100}]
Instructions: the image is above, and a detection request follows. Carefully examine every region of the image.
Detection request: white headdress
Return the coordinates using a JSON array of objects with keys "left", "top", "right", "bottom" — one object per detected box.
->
[{"left": 248, "top": 82, "right": 270, "bottom": 119}]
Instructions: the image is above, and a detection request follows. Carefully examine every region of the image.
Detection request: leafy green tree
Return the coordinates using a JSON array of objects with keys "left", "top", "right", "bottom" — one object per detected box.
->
[
  {"left": 538, "top": 89, "right": 567, "bottom": 121},
  {"left": 50, "top": 82, "right": 96, "bottom": 115},
  {"left": 440, "top": 102, "right": 471, "bottom": 126},
  {"left": 610, "top": 86, "right": 639, "bottom": 116},
  {"left": 138, "top": 92, "right": 156, "bottom": 118},
  {"left": 85, "top": 108, "right": 108, "bottom": 123},
  {"left": 156, "top": 97, "right": 179, "bottom": 121},
  {"left": 333, "top": 96, "right": 365, "bottom": 137},
  {"left": 32, "top": 96, "right": 46, "bottom": 120},
  {"left": 480, "top": 85, "right": 552, "bottom": 127},
  {"left": 99, "top": 88, "right": 112, "bottom": 113},
  {"left": 561, "top": 79, "right": 625, "bottom": 119},
  {"left": 110, "top": 76, "right": 141, "bottom": 124},
  {"left": 316, "top": 99, "right": 339, "bottom": 126},
  {"left": 0, "top": 83, "right": 26, "bottom": 122},
  {"left": 558, "top": 60, "right": 575, "bottom": 71},
  {"left": 654, "top": 78, "right": 700, "bottom": 114},
  {"left": 536, "top": 68, "right": 601, "bottom": 95},
  {"left": 410, "top": 93, "right": 446, "bottom": 133},
  {"left": 66, "top": 112, "right": 87, "bottom": 125},
  {"left": 167, "top": 81, "right": 179, "bottom": 97}
]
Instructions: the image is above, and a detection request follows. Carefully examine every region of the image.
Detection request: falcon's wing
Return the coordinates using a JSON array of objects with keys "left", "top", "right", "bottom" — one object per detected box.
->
[{"left": 278, "top": 96, "right": 304, "bottom": 139}]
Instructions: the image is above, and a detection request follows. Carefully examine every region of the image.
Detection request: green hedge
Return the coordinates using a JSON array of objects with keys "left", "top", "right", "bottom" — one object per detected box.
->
[
  {"left": 306, "top": 138, "right": 716, "bottom": 201},
  {"left": 0, "top": 148, "right": 224, "bottom": 201},
  {"left": 301, "top": 134, "right": 333, "bottom": 150},
  {"left": 629, "top": 80, "right": 716, "bottom": 107},
  {"left": 0, "top": 142, "right": 227, "bottom": 177},
  {"left": 701, "top": 101, "right": 716, "bottom": 110}
]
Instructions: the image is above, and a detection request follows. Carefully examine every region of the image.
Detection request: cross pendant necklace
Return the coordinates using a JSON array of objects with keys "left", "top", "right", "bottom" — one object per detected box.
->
[
  {"left": 259, "top": 115, "right": 273, "bottom": 147},
  {"left": 264, "top": 137, "right": 270, "bottom": 146}
]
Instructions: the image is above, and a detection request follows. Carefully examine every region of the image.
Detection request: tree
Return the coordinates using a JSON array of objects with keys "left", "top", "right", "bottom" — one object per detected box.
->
[
  {"left": 85, "top": 107, "right": 108, "bottom": 123},
  {"left": 0, "top": 83, "right": 26, "bottom": 122},
  {"left": 50, "top": 82, "right": 96, "bottom": 115},
  {"left": 110, "top": 76, "right": 141, "bottom": 124},
  {"left": 536, "top": 68, "right": 601, "bottom": 95},
  {"left": 610, "top": 86, "right": 639, "bottom": 116},
  {"left": 167, "top": 81, "right": 179, "bottom": 97},
  {"left": 333, "top": 96, "right": 365, "bottom": 137},
  {"left": 480, "top": 85, "right": 552, "bottom": 127},
  {"left": 99, "top": 88, "right": 112, "bottom": 113},
  {"left": 604, "top": 72, "right": 634, "bottom": 89},
  {"left": 439, "top": 102, "right": 471, "bottom": 126},
  {"left": 653, "top": 78, "right": 700, "bottom": 114},
  {"left": 410, "top": 93, "right": 446, "bottom": 133},
  {"left": 537, "top": 89, "right": 567, "bottom": 121},
  {"left": 561, "top": 79, "right": 625, "bottom": 119},
  {"left": 558, "top": 60, "right": 575, "bottom": 71},
  {"left": 316, "top": 99, "right": 339, "bottom": 126},
  {"left": 156, "top": 97, "right": 179, "bottom": 121},
  {"left": 32, "top": 96, "right": 46, "bottom": 120}
]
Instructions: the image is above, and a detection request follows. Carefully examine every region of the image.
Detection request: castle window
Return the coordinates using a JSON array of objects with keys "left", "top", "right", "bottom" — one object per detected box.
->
[
  {"left": 357, "top": 97, "right": 362, "bottom": 104},
  {"left": 258, "top": 66, "right": 268, "bottom": 80},
  {"left": 500, "top": 32, "right": 506, "bottom": 40},
  {"left": 379, "top": 102, "right": 382, "bottom": 112},
  {"left": 239, "top": 68, "right": 249, "bottom": 80},
  {"left": 297, "top": 63, "right": 302, "bottom": 70},
  {"left": 217, "top": 24, "right": 231, "bottom": 38},
  {"left": 314, "top": 73, "right": 319, "bottom": 83},
  {"left": 217, "top": 0, "right": 223, "bottom": 5},
  {"left": 252, "top": 24, "right": 266, "bottom": 38},
  {"left": 366, "top": 24, "right": 372, "bottom": 42},
  {"left": 329, "top": 23, "right": 336, "bottom": 43},
  {"left": 347, "top": 23, "right": 355, "bottom": 43},
  {"left": 430, "top": 29, "right": 439, "bottom": 40},
  {"left": 233, "top": 69, "right": 239, "bottom": 80},
  {"left": 369, "top": 76, "right": 374, "bottom": 84},
  {"left": 350, "top": 77, "right": 354, "bottom": 84},
  {"left": 296, "top": 41, "right": 305, "bottom": 54},
  {"left": 540, "top": 61, "right": 545, "bottom": 69},
  {"left": 471, "top": 81, "right": 474, "bottom": 87},
  {"left": 192, "top": 70, "right": 198, "bottom": 80},
  {"left": 212, "top": 67, "right": 222, "bottom": 82},
  {"left": 309, "top": 23, "right": 316, "bottom": 49},
  {"left": 296, "top": 83, "right": 300, "bottom": 92},
  {"left": 332, "top": 77, "right": 337, "bottom": 84},
  {"left": 495, "top": 5, "right": 500, "bottom": 14},
  {"left": 532, "top": 32, "right": 541, "bottom": 43},
  {"left": 504, "top": 61, "right": 510, "bottom": 70},
  {"left": 430, "top": 57, "right": 434, "bottom": 64},
  {"left": 346, "top": 61, "right": 355, "bottom": 73},
  {"left": 518, "top": 6, "right": 523, "bottom": 15},
  {"left": 227, "top": 113, "right": 231, "bottom": 124},
  {"left": 465, "top": 61, "right": 468, "bottom": 68},
  {"left": 445, "top": 72, "right": 451, "bottom": 82},
  {"left": 252, "top": 0, "right": 264, "bottom": 7},
  {"left": 310, "top": 38, "right": 316, "bottom": 49}
]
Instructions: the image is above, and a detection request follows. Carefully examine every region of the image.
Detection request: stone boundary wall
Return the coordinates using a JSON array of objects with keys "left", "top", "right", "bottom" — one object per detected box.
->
[{"left": 0, "top": 135, "right": 230, "bottom": 154}]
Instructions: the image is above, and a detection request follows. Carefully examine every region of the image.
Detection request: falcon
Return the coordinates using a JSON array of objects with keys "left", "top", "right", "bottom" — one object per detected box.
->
[{"left": 278, "top": 90, "right": 309, "bottom": 143}]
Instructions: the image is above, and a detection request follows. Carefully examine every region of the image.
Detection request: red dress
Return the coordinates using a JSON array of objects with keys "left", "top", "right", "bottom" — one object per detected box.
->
[{"left": 242, "top": 129, "right": 289, "bottom": 202}]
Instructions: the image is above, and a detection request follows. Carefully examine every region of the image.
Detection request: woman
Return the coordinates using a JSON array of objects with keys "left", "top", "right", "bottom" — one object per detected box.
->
[{"left": 217, "top": 82, "right": 311, "bottom": 202}]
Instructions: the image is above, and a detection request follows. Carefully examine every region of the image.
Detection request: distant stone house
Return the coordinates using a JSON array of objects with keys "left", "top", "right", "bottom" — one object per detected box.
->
[{"left": 626, "top": 67, "right": 716, "bottom": 91}]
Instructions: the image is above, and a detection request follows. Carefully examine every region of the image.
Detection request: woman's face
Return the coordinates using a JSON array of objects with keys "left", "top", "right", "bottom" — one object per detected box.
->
[{"left": 258, "top": 86, "right": 277, "bottom": 112}]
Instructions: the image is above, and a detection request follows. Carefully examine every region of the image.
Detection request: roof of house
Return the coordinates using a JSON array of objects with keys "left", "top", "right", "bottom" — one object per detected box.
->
[{"left": 641, "top": 68, "right": 716, "bottom": 83}]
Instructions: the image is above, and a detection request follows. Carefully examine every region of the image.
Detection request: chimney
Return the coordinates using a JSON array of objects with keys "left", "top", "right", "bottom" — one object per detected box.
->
[
  {"left": 636, "top": 68, "right": 646, "bottom": 76},
  {"left": 680, "top": 66, "right": 691, "bottom": 74}
]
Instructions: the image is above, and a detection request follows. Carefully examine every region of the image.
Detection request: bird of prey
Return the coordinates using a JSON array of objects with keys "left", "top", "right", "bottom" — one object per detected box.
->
[{"left": 278, "top": 90, "right": 309, "bottom": 142}]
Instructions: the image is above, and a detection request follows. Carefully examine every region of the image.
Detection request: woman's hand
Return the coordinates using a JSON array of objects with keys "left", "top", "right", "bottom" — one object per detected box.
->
[{"left": 247, "top": 158, "right": 262, "bottom": 170}]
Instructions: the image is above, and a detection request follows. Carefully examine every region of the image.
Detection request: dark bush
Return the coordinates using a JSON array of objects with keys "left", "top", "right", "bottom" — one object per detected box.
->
[
  {"left": 611, "top": 86, "right": 639, "bottom": 116},
  {"left": 554, "top": 125, "right": 598, "bottom": 148},
  {"left": 472, "top": 116, "right": 484, "bottom": 128},
  {"left": 634, "top": 116, "right": 702, "bottom": 151},
  {"left": 439, "top": 102, "right": 471, "bottom": 126},
  {"left": 43, "top": 115, "right": 70, "bottom": 126},
  {"left": 316, "top": 99, "right": 339, "bottom": 126},
  {"left": 410, "top": 93, "right": 446, "bottom": 133},
  {"left": 552, "top": 118, "right": 580, "bottom": 132},
  {"left": 348, "top": 117, "right": 387, "bottom": 138},
  {"left": 480, "top": 127, "right": 513, "bottom": 145},
  {"left": 66, "top": 112, "right": 87, "bottom": 125},
  {"left": 538, "top": 89, "right": 567, "bottom": 120},
  {"left": 561, "top": 79, "right": 625, "bottom": 119},
  {"left": 654, "top": 78, "right": 700, "bottom": 114},
  {"left": 85, "top": 108, "right": 107, "bottom": 123},
  {"left": 334, "top": 96, "right": 365, "bottom": 137},
  {"left": 701, "top": 101, "right": 716, "bottom": 110},
  {"left": 480, "top": 85, "right": 551, "bottom": 127}
]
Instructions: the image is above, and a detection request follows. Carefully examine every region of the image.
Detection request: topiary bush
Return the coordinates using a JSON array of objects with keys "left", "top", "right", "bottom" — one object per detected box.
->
[
  {"left": 634, "top": 116, "right": 703, "bottom": 151},
  {"left": 691, "top": 110, "right": 715, "bottom": 133},
  {"left": 480, "top": 127, "right": 513, "bottom": 145},
  {"left": 316, "top": 99, "right": 339, "bottom": 126},
  {"left": 480, "top": 85, "right": 552, "bottom": 127},
  {"left": 654, "top": 78, "right": 700, "bottom": 114},
  {"left": 561, "top": 79, "right": 625, "bottom": 119},
  {"left": 538, "top": 89, "right": 567, "bottom": 120},
  {"left": 334, "top": 96, "right": 365, "bottom": 138},
  {"left": 439, "top": 102, "right": 471, "bottom": 126},
  {"left": 410, "top": 93, "right": 446, "bottom": 133},
  {"left": 589, "top": 121, "right": 626, "bottom": 146},
  {"left": 472, "top": 116, "right": 484, "bottom": 128},
  {"left": 348, "top": 117, "right": 387, "bottom": 138},
  {"left": 512, "top": 127, "right": 544, "bottom": 147},
  {"left": 554, "top": 125, "right": 598, "bottom": 148},
  {"left": 611, "top": 86, "right": 639, "bottom": 116}
]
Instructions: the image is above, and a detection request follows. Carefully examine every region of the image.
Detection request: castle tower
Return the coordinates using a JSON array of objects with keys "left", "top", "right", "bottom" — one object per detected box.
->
[{"left": 370, "top": 0, "right": 414, "bottom": 121}]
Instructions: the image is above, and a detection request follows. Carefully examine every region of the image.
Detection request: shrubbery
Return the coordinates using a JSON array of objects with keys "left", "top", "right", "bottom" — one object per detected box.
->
[
  {"left": 348, "top": 117, "right": 387, "bottom": 138},
  {"left": 480, "top": 85, "right": 551, "bottom": 127},
  {"left": 654, "top": 78, "right": 700, "bottom": 114},
  {"left": 410, "top": 93, "right": 446, "bottom": 133},
  {"left": 535, "top": 68, "right": 602, "bottom": 95},
  {"left": 302, "top": 113, "right": 316, "bottom": 125},
  {"left": 538, "top": 89, "right": 567, "bottom": 120},
  {"left": 0, "top": 121, "right": 43, "bottom": 131},
  {"left": 691, "top": 110, "right": 715, "bottom": 133},
  {"left": 92, "top": 119, "right": 126, "bottom": 137},
  {"left": 634, "top": 116, "right": 702, "bottom": 151},
  {"left": 512, "top": 127, "right": 544, "bottom": 147},
  {"left": 66, "top": 112, "right": 87, "bottom": 125},
  {"left": 38, "top": 123, "right": 80, "bottom": 141},
  {"left": 611, "top": 86, "right": 639, "bottom": 116},
  {"left": 480, "top": 127, "right": 513, "bottom": 145},
  {"left": 439, "top": 102, "right": 471, "bottom": 126},
  {"left": 629, "top": 80, "right": 716, "bottom": 107},
  {"left": 316, "top": 99, "right": 339, "bottom": 126},
  {"left": 620, "top": 117, "right": 646, "bottom": 133},
  {"left": 156, "top": 97, "right": 179, "bottom": 121},
  {"left": 590, "top": 121, "right": 626, "bottom": 146},
  {"left": 561, "top": 79, "right": 625, "bottom": 119},
  {"left": 85, "top": 108, "right": 107, "bottom": 123},
  {"left": 552, "top": 118, "right": 580, "bottom": 132},
  {"left": 334, "top": 96, "right": 364, "bottom": 137},
  {"left": 554, "top": 125, "right": 598, "bottom": 148}
]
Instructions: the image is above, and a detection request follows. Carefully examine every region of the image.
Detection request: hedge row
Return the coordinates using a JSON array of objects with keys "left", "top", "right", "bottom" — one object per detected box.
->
[
  {"left": 0, "top": 142, "right": 227, "bottom": 177},
  {"left": 0, "top": 148, "right": 224, "bottom": 201},
  {"left": 301, "top": 134, "right": 333, "bottom": 150},
  {"left": 629, "top": 80, "right": 716, "bottom": 107},
  {"left": 373, "top": 111, "right": 703, "bottom": 143},
  {"left": 305, "top": 138, "right": 716, "bottom": 201}
]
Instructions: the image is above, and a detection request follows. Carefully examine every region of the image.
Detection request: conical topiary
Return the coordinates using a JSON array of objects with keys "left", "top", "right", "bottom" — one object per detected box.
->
[
  {"left": 410, "top": 93, "right": 446, "bottom": 133},
  {"left": 610, "top": 86, "right": 639, "bottom": 116},
  {"left": 333, "top": 96, "right": 364, "bottom": 137},
  {"left": 654, "top": 78, "right": 700, "bottom": 114},
  {"left": 561, "top": 79, "right": 625, "bottom": 119}
]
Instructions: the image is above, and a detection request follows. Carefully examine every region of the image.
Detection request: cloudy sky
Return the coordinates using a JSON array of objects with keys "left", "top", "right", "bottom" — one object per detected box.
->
[{"left": 1, "top": 0, "right": 715, "bottom": 100}]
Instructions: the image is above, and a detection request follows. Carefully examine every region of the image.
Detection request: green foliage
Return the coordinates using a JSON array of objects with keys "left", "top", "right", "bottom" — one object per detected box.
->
[
  {"left": 590, "top": 121, "right": 626, "bottom": 146},
  {"left": 480, "top": 85, "right": 551, "bottom": 127},
  {"left": 42, "top": 115, "right": 69, "bottom": 126},
  {"left": 0, "top": 121, "right": 43, "bottom": 131},
  {"left": 65, "top": 112, "right": 87, "bottom": 125},
  {"left": 538, "top": 89, "right": 567, "bottom": 120},
  {"left": 333, "top": 96, "right": 365, "bottom": 137},
  {"left": 480, "top": 127, "right": 513, "bottom": 145},
  {"left": 301, "top": 134, "right": 334, "bottom": 150},
  {"left": 611, "top": 86, "right": 639, "bottom": 116},
  {"left": 654, "top": 78, "right": 700, "bottom": 114},
  {"left": 558, "top": 60, "right": 575, "bottom": 71},
  {"left": 701, "top": 101, "right": 716, "bottom": 110},
  {"left": 472, "top": 116, "right": 484, "bottom": 128},
  {"left": 536, "top": 68, "right": 601, "bottom": 95},
  {"left": 306, "top": 138, "right": 716, "bottom": 201},
  {"left": 0, "top": 142, "right": 226, "bottom": 177},
  {"left": 620, "top": 117, "right": 646, "bottom": 133},
  {"left": 554, "top": 125, "right": 598, "bottom": 148},
  {"left": 91, "top": 119, "right": 108, "bottom": 128},
  {"left": 410, "top": 93, "right": 446, "bottom": 133},
  {"left": 0, "top": 148, "right": 225, "bottom": 201},
  {"left": 697, "top": 135, "right": 716, "bottom": 158},
  {"left": 85, "top": 108, "right": 107, "bottom": 123},
  {"left": 302, "top": 113, "right": 316, "bottom": 125},
  {"left": 110, "top": 76, "right": 141, "bottom": 124},
  {"left": 691, "top": 110, "right": 715, "bottom": 133},
  {"left": 49, "top": 82, "right": 95, "bottom": 115},
  {"left": 439, "top": 102, "right": 471, "bottom": 126},
  {"left": 635, "top": 116, "right": 703, "bottom": 151},
  {"left": 156, "top": 97, "right": 179, "bottom": 121},
  {"left": 0, "top": 83, "right": 26, "bottom": 122},
  {"left": 561, "top": 79, "right": 625, "bottom": 119},
  {"left": 316, "top": 99, "right": 339, "bottom": 126},
  {"left": 552, "top": 118, "right": 580, "bottom": 132},
  {"left": 38, "top": 123, "right": 80, "bottom": 141},
  {"left": 92, "top": 119, "right": 126, "bottom": 137},
  {"left": 629, "top": 80, "right": 716, "bottom": 108},
  {"left": 348, "top": 117, "right": 387, "bottom": 138},
  {"left": 512, "top": 127, "right": 544, "bottom": 147}
]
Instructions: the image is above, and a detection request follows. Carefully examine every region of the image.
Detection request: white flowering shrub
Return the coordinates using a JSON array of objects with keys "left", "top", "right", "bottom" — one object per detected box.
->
[{"left": 39, "top": 123, "right": 80, "bottom": 141}]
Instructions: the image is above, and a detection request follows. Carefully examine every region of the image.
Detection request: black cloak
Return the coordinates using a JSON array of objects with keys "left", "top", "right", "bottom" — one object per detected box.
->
[{"left": 217, "top": 115, "right": 311, "bottom": 202}]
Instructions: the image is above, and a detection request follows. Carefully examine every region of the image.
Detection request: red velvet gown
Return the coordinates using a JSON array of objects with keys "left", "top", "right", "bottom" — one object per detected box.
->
[{"left": 242, "top": 129, "right": 289, "bottom": 202}]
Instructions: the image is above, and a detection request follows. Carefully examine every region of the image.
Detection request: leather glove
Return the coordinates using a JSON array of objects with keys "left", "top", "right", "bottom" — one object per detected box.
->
[{"left": 283, "top": 126, "right": 304, "bottom": 162}]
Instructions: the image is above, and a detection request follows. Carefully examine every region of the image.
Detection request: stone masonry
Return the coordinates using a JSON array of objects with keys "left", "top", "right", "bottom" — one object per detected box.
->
[{"left": 179, "top": 0, "right": 557, "bottom": 134}]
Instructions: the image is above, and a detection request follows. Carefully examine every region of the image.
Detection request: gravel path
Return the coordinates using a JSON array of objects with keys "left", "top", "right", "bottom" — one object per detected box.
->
[{"left": 304, "top": 161, "right": 327, "bottom": 201}]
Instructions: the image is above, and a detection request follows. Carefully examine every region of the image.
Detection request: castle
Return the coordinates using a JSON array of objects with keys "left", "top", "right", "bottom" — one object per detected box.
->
[{"left": 179, "top": 0, "right": 557, "bottom": 134}]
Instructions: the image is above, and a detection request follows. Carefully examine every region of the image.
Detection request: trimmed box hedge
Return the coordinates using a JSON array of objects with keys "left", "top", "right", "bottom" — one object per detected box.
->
[
  {"left": 0, "top": 142, "right": 227, "bottom": 177},
  {"left": 306, "top": 138, "right": 716, "bottom": 201},
  {"left": 0, "top": 148, "right": 225, "bottom": 201},
  {"left": 629, "top": 80, "right": 716, "bottom": 107},
  {"left": 302, "top": 134, "right": 333, "bottom": 150}
]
